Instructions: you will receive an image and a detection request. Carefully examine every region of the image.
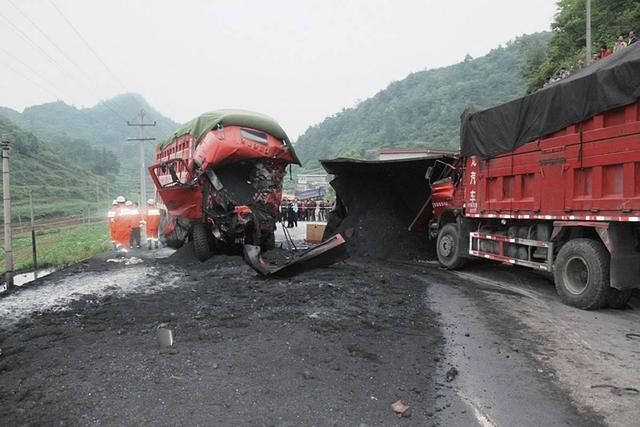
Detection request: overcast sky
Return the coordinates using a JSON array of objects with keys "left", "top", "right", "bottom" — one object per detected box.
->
[{"left": 0, "top": 0, "right": 559, "bottom": 138}]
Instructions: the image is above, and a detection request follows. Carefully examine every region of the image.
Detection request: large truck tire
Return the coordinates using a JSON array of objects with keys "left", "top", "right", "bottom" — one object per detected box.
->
[
  {"left": 193, "top": 222, "right": 213, "bottom": 262},
  {"left": 606, "top": 288, "right": 633, "bottom": 309},
  {"left": 553, "top": 238, "right": 610, "bottom": 310},
  {"left": 160, "top": 210, "right": 185, "bottom": 249},
  {"left": 436, "top": 223, "right": 467, "bottom": 269}
]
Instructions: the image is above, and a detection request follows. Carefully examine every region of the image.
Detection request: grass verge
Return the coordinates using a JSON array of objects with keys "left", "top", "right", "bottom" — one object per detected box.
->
[{"left": 0, "top": 223, "right": 111, "bottom": 274}]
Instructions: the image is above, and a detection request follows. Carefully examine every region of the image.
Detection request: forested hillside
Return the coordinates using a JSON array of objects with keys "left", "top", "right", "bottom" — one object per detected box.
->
[
  {"left": 0, "top": 115, "right": 113, "bottom": 219},
  {"left": 294, "top": 33, "right": 551, "bottom": 167},
  {"left": 0, "top": 93, "right": 178, "bottom": 188},
  {"left": 524, "top": 0, "right": 640, "bottom": 91}
]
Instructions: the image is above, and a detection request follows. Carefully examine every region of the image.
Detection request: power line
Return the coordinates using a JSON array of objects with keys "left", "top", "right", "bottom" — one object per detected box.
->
[
  {"left": 0, "top": 46, "right": 66, "bottom": 96},
  {"left": 7, "top": 0, "right": 86, "bottom": 76},
  {"left": 1, "top": 0, "right": 174, "bottom": 156},
  {"left": 47, "top": 0, "right": 176, "bottom": 137},
  {"left": 0, "top": 58, "right": 57, "bottom": 99},
  {"left": 0, "top": 9, "right": 68, "bottom": 76},
  {"left": 127, "top": 110, "right": 156, "bottom": 206},
  {"left": 48, "top": 0, "right": 127, "bottom": 92},
  {"left": 0, "top": 10, "right": 130, "bottom": 125}
]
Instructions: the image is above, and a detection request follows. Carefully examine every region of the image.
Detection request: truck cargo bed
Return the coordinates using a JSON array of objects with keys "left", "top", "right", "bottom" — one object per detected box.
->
[{"left": 465, "top": 101, "right": 640, "bottom": 222}]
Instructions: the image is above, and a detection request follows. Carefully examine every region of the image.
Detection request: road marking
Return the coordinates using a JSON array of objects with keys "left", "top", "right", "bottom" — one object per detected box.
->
[{"left": 456, "top": 390, "right": 496, "bottom": 427}]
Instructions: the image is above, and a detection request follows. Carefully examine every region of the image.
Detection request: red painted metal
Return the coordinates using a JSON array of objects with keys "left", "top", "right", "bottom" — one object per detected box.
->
[
  {"left": 150, "top": 125, "right": 296, "bottom": 217},
  {"left": 453, "top": 101, "right": 640, "bottom": 221}
]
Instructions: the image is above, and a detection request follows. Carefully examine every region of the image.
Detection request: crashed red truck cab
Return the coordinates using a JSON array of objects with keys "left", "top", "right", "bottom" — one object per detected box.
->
[{"left": 149, "top": 110, "right": 299, "bottom": 261}]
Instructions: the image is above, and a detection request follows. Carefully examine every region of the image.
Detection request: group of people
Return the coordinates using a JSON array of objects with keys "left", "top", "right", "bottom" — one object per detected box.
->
[
  {"left": 544, "top": 30, "right": 638, "bottom": 87},
  {"left": 108, "top": 197, "right": 162, "bottom": 250},
  {"left": 279, "top": 198, "right": 332, "bottom": 228},
  {"left": 598, "top": 31, "right": 638, "bottom": 59}
]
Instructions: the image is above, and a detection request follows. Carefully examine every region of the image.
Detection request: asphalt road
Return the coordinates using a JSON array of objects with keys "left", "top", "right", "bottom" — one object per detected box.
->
[{"left": 0, "top": 223, "right": 637, "bottom": 426}]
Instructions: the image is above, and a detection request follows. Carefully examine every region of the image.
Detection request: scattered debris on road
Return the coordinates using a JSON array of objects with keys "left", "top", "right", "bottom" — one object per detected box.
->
[
  {"left": 391, "top": 399, "right": 410, "bottom": 417},
  {"left": 243, "top": 233, "right": 349, "bottom": 277},
  {"left": 591, "top": 384, "right": 640, "bottom": 396},
  {"left": 445, "top": 367, "right": 459, "bottom": 382},
  {"left": 106, "top": 257, "right": 144, "bottom": 265},
  {"left": 157, "top": 325, "right": 174, "bottom": 347}
]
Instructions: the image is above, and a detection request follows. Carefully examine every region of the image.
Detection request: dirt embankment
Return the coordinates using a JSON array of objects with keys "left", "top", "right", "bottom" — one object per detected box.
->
[{"left": 0, "top": 246, "right": 447, "bottom": 425}]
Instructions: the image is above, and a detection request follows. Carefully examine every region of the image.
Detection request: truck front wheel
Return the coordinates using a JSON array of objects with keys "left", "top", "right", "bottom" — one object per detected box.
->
[
  {"left": 436, "top": 223, "right": 466, "bottom": 269},
  {"left": 553, "top": 239, "right": 610, "bottom": 310},
  {"left": 193, "top": 222, "right": 213, "bottom": 262}
]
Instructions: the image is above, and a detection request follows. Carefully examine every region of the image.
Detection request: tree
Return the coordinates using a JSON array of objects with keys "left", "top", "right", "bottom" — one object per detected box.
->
[{"left": 525, "top": 0, "right": 640, "bottom": 91}]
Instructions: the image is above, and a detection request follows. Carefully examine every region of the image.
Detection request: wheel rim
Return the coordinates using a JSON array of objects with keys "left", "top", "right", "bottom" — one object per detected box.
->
[
  {"left": 563, "top": 256, "right": 589, "bottom": 295},
  {"left": 439, "top": 234, "right": 455, "bottom": 259}
]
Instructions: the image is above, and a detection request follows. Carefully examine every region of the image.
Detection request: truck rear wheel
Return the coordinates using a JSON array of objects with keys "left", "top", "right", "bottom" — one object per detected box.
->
[
  {"left": 553, "top": 239, "right": 610, "bottom": 310},
  {"left": 193, "top": 222, "right": 213, "bottom": 262},
  {"left": 437, "top": 223, "right": 466, "bottom": 269}
]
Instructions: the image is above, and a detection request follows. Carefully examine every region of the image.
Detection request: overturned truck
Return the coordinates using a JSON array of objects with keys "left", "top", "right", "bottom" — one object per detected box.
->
[{"left": 149, "top": 110, "right": 300, "bottom": 261}]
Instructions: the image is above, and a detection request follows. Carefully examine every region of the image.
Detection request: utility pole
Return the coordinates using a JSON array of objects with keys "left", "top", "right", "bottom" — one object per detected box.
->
[
  {"left": 586, "top": 0, "right": 592, "bottom": 63},
  {"left": 127, "top": 110, "right": 156, "bottom": 207},
  {"left": 30, "top": 191, "right": 37, "bottom": 279},
  {"left": 2, "top": 136, "right": 13, "bottom": 289},
  {"left": 96, "top": 180, "right": 100, "bottom": 220}
]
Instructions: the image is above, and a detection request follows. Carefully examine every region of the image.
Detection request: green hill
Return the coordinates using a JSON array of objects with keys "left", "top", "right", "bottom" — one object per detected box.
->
[
  {"left": 294, "top": 33, "right": 551, "bottom": 167},
  {"left": 0, "top": 115, "right": 115, "bottom": 220},
  {"left": 525, "top": 0, "right": 640, "bottom": 91},
  {"left": 0, "top": 93, "right": 179, "bottom": 196}
]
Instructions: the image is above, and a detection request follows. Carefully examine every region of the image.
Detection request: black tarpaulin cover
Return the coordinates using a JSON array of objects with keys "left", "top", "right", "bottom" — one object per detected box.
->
[{"left": 461, "top": 42, "right": 640, "bottom": 158}]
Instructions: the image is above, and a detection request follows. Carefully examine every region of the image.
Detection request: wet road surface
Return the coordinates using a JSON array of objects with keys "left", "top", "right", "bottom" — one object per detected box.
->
[{"left": 0, "top": 224, "right": 637, "bottom": 425}]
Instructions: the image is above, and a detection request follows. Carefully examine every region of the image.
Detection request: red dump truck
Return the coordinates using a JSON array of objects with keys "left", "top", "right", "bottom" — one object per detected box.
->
[
  {"left": 148, "top": 110, "right": 300, "bottom": 261},
  {"left": 411, "top": 45, "right": 640, "bottom": 309}
]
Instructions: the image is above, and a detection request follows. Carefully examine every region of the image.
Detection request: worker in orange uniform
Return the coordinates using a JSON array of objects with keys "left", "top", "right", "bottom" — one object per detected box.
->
[
  {"left": 112, "top": 196, "right": 130, "bottom": 250},
  {"left": 125, "top": 201, "right": 142, "bottom": 248},
  {"left": 144, "top": 199, "right": 162, "bottom": 249},
  {"left": 108, "top": 200, "right": 119, "bottom": 248}
]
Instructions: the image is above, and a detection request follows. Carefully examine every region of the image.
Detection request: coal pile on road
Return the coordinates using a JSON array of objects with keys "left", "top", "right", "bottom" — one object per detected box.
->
[
  {"left": 321, "top": 158, "right": 442, "bottom": 260},
  {"left": 164, "top": 240, "right": 300, "bottom": 274}
]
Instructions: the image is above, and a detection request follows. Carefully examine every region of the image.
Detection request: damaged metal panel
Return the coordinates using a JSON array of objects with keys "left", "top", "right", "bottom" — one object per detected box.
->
[{"left": 243, "top": 234, "right": 349, "bottom": 277}]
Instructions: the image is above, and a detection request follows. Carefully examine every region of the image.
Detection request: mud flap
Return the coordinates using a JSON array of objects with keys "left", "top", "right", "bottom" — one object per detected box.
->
[{"left": 243, "top": 234, "right": 349, "bottom": 277}]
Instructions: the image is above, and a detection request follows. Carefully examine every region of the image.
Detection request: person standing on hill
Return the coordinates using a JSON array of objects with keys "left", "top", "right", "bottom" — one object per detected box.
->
[
  {"left": 629, "top": 31, "right": 638, "bottom": 45},
  {"left": 614, "top": 35, "right": 627, "bottom": 53}
]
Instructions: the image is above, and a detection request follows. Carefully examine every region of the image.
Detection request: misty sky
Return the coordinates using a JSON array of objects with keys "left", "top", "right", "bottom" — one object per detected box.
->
[{"left": 0, "top": 0, "right": 559, "bottom": 138}]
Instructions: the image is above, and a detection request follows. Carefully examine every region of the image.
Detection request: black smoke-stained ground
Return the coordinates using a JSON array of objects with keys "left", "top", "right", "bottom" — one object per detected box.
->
[{"left": 0, "top": 247, "right": 446, "bottom": 425}]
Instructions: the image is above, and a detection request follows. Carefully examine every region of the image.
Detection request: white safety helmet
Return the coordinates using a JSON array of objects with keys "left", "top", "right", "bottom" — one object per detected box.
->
[
  {"left": 125, "top": 200, "right": 133, "bottom": 206},
  {"left": 147, "top": 199, "right": 155, "bottom": 205},
  {"left": 112, "top": 200, "right": 118, "bottom": 206},
  {"left": 116, "top": 196, "right": 126, "bottom": 203}
]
